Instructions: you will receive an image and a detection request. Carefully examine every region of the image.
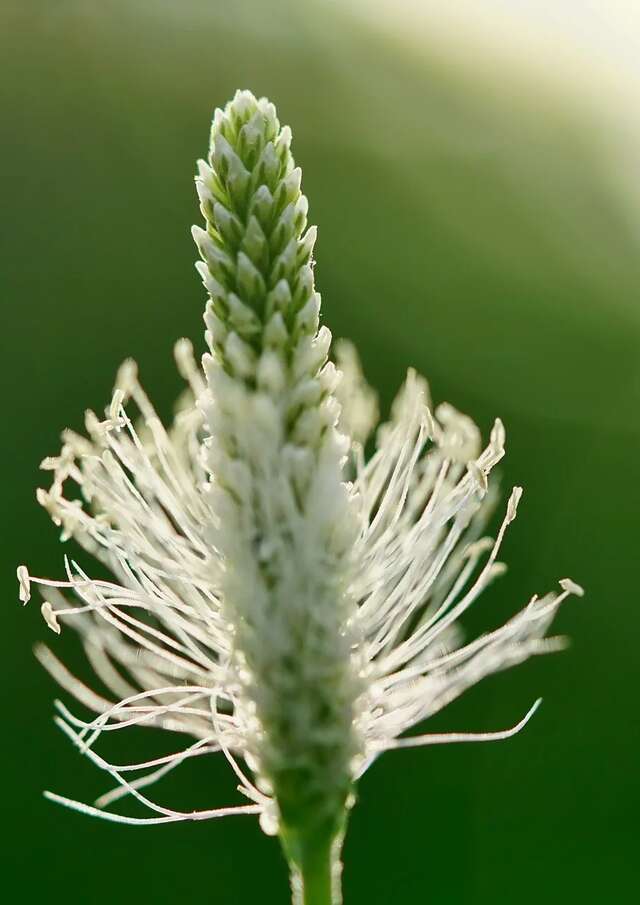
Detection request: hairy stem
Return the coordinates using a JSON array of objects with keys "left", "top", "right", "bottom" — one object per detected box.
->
[{"left": 290, "top": 833, "right": 342, "bottom": 905}]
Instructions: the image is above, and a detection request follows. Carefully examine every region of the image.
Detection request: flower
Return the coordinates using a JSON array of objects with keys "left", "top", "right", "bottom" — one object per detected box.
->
[{"left": 20, "top": 90, "right": 582, "bottom": 900}]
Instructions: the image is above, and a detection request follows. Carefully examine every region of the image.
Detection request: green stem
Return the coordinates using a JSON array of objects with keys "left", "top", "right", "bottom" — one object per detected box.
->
[
  {"left": 299, "top": 837, "right": 337, "bottom": 905},
  {"left": 286, "top": 831, "right": 343, "bottom": 905}
]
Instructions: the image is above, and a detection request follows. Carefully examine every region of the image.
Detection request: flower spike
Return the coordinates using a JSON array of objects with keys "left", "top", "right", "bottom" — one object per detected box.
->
[{"left": 21, "top": 90, "right": 581, "bottom": 905}]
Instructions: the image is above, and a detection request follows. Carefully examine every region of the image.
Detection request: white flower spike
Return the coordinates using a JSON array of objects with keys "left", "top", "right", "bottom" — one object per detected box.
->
[{"left": 21, "top": 90, "right": 582, "bottom": 905}]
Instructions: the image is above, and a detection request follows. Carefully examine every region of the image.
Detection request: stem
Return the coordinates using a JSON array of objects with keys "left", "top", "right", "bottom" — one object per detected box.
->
[
  {"left": 300, "top": 837, "right": 337, "bottom": 905},
  {"left": 287, "top": 831, "right": 344, "bottom": 905}
]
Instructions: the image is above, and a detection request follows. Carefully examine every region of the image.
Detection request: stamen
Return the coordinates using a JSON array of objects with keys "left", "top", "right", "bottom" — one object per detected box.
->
[{"left": 378, "top": 700, "right": 542, "bottom": 751}]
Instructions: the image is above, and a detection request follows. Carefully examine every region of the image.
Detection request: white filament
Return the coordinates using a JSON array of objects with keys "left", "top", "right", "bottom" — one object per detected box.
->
[{"left": 21, "top": 337, "right": 581, "bottom": 827}]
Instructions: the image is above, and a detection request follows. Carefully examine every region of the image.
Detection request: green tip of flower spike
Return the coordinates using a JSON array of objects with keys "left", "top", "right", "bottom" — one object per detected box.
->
[{"left": 193, "top": 90, "right": 318, "bottom": 379}]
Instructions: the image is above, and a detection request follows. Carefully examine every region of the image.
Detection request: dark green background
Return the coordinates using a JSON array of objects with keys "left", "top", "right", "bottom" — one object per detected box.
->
[{"left": 2, "top": 1, "right": 638, "bottom": 902}]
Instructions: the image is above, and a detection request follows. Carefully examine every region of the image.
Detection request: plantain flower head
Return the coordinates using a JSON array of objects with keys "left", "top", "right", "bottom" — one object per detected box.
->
[{"left": 20, "top": 90, "right": 582, "bottom": 903}]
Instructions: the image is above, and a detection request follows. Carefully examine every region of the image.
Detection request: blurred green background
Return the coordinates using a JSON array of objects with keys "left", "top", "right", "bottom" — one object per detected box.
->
[{"left": 2, "top": 1, "right": 638, "bottom": 902}]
